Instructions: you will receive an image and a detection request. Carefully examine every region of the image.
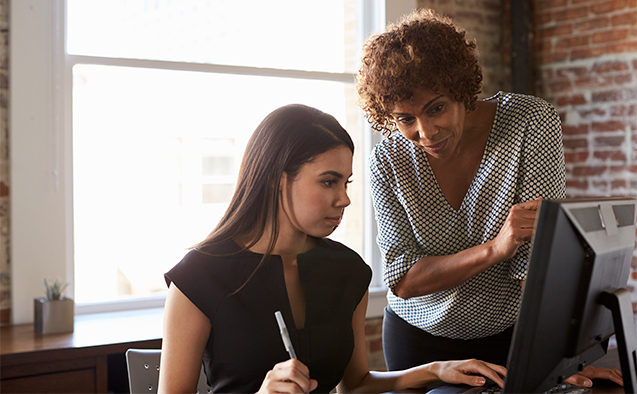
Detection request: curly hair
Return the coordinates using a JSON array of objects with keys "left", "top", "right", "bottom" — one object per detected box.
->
[{"left": 356, "top": 8, "right": 483, "bottom": 136}]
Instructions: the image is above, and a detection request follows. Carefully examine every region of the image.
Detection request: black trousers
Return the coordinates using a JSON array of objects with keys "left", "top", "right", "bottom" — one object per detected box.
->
[{"left": 382, "top": 306, "right": 514, "bottom": 371}]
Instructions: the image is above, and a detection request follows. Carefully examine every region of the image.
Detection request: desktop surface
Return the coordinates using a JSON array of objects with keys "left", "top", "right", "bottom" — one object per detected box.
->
[{"left": 418, "top": 348, "right": 624, "bottom": 394}]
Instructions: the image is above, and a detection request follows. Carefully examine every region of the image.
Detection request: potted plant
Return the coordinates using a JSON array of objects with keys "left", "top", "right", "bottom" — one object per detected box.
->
[{"left": 34, "top": 279, "right": 74, "bottom": 334}]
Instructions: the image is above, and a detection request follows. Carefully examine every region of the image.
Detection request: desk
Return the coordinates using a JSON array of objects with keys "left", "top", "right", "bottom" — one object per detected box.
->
[
  {"left": 0, "top": 308, "right": 163, "bottom": 393},
  {"left": 589, "top": 347, "right": 625, "bottom": 393}
]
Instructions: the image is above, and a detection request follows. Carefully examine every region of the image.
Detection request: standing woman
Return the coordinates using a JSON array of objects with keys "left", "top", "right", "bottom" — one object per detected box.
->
[
  {"left": 158, "top": 104, "right": 507, "bottom": 394},
  {"left": 356, "top": 9, "right": 566, "bottom": 369}
]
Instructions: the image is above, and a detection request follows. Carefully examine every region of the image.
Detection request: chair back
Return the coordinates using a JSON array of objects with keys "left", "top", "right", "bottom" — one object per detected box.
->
[{"left": 125, "top": 348, "right": 211, "bottom": 394}]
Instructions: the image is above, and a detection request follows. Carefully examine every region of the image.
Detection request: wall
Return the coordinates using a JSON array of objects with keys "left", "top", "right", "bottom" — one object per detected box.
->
[{"left": 532, "top": 0, "right": 637, "bottom": 310}]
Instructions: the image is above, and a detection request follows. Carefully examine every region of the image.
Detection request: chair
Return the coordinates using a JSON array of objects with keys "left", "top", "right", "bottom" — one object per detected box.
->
[{"left": 125, "top": 348, "right": 211, "bottom": 394}]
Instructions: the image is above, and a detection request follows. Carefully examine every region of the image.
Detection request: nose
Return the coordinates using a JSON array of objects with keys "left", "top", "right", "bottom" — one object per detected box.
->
[
  {"left": 412, "top": 118, "right": 437, "bottom": 141},
  {"left": 337, "top": 187, "right": 351, "bottom": 209}
]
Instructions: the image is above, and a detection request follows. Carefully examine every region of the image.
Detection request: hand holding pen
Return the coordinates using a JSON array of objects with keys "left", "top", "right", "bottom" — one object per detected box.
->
[{"left": 254, "top": 311, "right": 318, "bottom": 394}]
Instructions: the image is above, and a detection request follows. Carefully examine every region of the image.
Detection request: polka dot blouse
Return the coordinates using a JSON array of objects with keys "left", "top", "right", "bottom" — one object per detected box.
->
[{"left": 369, "top": 92, "right": 566, "bottom": 339}]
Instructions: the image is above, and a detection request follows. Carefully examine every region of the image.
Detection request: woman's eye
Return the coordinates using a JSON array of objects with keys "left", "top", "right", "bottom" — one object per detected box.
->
[
  {"left": 430, "top": 104, "right": 444, "bottom": 114},
  {"left": 397, "top": 117, "right": 413, "bottom": 125},
  {"left": 323, "top": 180, "right": 335, "bottom": 187}
]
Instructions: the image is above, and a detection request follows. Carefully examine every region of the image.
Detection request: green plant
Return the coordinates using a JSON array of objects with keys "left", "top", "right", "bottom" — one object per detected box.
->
[{"left": 44, "top": 279, "right": 69, "bottom": 301}]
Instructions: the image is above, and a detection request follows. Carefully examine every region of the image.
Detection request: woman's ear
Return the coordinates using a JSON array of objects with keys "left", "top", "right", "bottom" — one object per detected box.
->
[{"left": 278, "top": 172, "right": 289, "bottom": 191}]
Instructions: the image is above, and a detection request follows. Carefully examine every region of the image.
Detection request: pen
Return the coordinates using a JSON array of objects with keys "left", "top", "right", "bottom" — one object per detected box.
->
[{"left": 274, "top": 310, "right": 297, "bottom": 359}]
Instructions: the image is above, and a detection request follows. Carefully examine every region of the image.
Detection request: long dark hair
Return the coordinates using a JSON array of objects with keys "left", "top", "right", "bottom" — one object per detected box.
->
[{"left": 195, "top": 104, "right": 354, "bottom": 285}]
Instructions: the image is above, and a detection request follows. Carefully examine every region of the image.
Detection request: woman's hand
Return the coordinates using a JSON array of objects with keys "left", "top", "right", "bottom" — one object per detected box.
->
[
  {"left": 564, "top": 365, "right": 624, "bottom": 388},
  {"left": 430, "top": 359, "right": 507, "bottom": 388},
  {"left": 256, "top": 359, "right": 318, "bottom": 394},
  {"left": 491, "top": 198, "right": 542, "bottom": 261}
]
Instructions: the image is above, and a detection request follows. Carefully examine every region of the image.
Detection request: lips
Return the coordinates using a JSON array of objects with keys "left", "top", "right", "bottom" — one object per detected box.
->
[
  {"left": 326, "top": 216, "right": 342, "bottom": 227},
  {"left": 424, "top": 139, "right": 448, "bottom": 154}
]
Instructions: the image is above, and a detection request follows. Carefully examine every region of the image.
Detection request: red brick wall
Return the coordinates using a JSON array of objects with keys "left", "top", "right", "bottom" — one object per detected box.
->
[{"left": 532, "top": 0, "right": 637, "bottom": 310}]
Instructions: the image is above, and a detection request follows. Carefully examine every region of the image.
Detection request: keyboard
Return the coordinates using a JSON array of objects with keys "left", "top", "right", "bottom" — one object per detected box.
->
[{"left": 426, "top": 382, "right": 590, "bottom": 394}]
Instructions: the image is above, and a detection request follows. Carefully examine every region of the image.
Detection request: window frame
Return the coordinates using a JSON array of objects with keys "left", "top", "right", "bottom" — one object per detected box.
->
[{"left": 10, "top": 0, "right": 394, "bottom": 324}]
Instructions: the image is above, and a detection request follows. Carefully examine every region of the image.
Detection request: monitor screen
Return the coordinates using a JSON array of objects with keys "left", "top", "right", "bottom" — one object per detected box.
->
[{"left": 504, "top": 197, "right": 637, "bottom": 393}]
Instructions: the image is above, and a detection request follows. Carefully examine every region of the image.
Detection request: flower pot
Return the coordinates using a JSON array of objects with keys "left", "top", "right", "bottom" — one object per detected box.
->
[{"left": 34, "top": 298, "right": 74, "bottom": 334}]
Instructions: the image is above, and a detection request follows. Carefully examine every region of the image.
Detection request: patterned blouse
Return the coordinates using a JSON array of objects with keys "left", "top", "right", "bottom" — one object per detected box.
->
[{"left": 369, "top": 92, "right": 566, "bottom": 339}]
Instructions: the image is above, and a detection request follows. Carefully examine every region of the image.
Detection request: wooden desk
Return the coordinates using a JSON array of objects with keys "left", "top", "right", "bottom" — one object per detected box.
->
[{"left": 0, "top": 308, "right": 163, "bottom": 393}]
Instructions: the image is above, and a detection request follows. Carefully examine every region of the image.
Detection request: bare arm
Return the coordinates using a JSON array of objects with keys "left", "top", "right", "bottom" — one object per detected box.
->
[
  {"left": 158, "top": 284, "right": 211, "bottom": 394},
  {"left": 337, "top": 292, "right": 507, "bottom": 393},
  {"left": 394, "top": 199, "right": 540, "bottom": 299}
]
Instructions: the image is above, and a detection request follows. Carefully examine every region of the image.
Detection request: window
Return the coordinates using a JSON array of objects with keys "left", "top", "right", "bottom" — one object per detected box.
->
[{"left": 11, "top": 0, "right": 390, "bottom": 321}]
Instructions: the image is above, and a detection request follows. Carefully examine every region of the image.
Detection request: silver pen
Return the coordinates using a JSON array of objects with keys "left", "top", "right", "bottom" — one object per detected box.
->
[{"left": 274, "top": 310, "right": 297, "bottom": 359}]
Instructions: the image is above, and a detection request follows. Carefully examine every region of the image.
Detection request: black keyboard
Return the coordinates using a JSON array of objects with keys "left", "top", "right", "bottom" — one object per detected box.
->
[{"left": 426, "top": 382, "right": 590, "bottom": 394}]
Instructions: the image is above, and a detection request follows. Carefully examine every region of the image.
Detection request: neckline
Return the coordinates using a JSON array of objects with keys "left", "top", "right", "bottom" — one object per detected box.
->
[{"left": 422, "top": 92, "right": 502, "bottom": 213}]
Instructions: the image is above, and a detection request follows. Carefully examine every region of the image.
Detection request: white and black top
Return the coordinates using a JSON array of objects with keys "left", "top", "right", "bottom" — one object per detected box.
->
[{"left": 369, "top": 92, "right": 566, "bottom": 340}]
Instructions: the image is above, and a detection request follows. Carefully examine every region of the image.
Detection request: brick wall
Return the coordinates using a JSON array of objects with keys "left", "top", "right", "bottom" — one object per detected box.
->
[{"left": 532, "top": 0, "right": 637, "bottom": 309}]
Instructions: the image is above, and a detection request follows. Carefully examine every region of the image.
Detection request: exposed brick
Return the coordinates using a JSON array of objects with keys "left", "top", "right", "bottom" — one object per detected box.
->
[
  {"left": 574, "top": 16, "right": 610, "bottom": 32},
  {"left": 368, "top": 338, "right": 383, "bottom": 353},
  {"left": 538, "top": 24, "right": 574, "bottom": 39},
  {"left": 604, "top": 41, "right": 637, "bottom": 54},
  {"left": 594, "top": 135, "right": 626, "bottom": 147},
  {"left": 563, "top": 138, "right": 589, "bottom": 149},
  {"left": 592, "top": 120, "right": 626, "bottom": 132},
  {"left": 562, "top": 124, "right": 589, "bottom": 135},
  {"left": 549, "top": 80, "right": 573, "bottom": 92},
  {"left": 610, "top": 104, "right": 637, "bottom": 116},
  {"left": 613, "top": 73, "right": 633, "bottom": 85},
  {"left": 566, "top": 179, "right": 589, "bottom": 189},
  {"left": 593, "top": 88, "right": 637, "bottom": 102},
  {"left": 556, "top": 35, "right": 591, "bottom": 50},
  {"left": 556, "top": 94, "right": 588, "bottom": 106},
  {"left": 592, "top": 60, "right": 630, "bottom": 73},
  {"left": 593, "top": 75, "right": 614, "bottom": 87},
  {"left": 579, "top": 107, "right": 606, "bottom": 119},
  {"left": 594, "top": 150, "right": 627, "bottom": 161},
  {"left": 555, "top": 66, "right": 589, "bottom": 78},
  {"left": 572, "top": 165, "right": 607, "bottom": 176},
  {"left": 592, "top": 180, "right": 608, "bottom": 189},
  {"left": 571, "top": 47, "right": 606, "bottom": 60},
  {"left": 538, "top": 51, "right": 570, "bottom": 64},
  {"left": 535, "top": 0, "right": 569, "bottom": 12},
  {"left": 591, "top": 0, "right": 632, "bottom": 15},
  {"left": 364, "top": 319, "right": 382, "bottom": 336},
  {"left": 565, "top": 151, "right": 589, "bottom": 162},
  {"left": 535, "top": 39, "right": 552, "bottom": 54},
  {"left": 554, "top": 6, "right": 589, "bottom": 22},
  {"left": 611, "top": 10, "right": 637, "bottom": 26},
  {"left": 534, "top": 12, "right": 553, "bottom": 26},
  {"left": 592, "top": 28, "right": 630, "bottom": 44},
  {"left": 612, "top": 179, "right": 628, "bottom": 189}
]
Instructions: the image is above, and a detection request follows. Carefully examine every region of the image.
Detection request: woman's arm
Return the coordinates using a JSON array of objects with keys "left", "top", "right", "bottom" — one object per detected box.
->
[
  {"left": 158, "top": 284, "right": 211, "bottom": 394},
  {"left": 394, "top": 199, "right": 540, "bottom": 298},
  {"left": 337, "top": 291, "right": 507, "bottom": 393}
]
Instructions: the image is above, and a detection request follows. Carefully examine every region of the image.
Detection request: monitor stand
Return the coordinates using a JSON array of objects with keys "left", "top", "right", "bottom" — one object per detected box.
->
[{"left": 600, "top": 288, "right": 637, "bottom": 393}]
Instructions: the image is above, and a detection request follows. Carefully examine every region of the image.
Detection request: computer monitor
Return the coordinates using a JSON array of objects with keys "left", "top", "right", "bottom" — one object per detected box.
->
[{"left": 504, "top": 197, "right": 637, "bottom": 393}]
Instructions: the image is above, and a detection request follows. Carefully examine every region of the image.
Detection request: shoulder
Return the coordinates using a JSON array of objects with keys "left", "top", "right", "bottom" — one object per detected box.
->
[
  {"left": 494, "top": 91, "right": 559, "bottom": 121},
  {"left": 369, "top": 133, "right": 417, "bottom": 179},
  {"left": 315, "top": 238, "right": 372, "bottom": 279},
  {"left": 164, "top": 239, "right": 247, "bottom": 288},
  {"left": 370, "top": 133, "right": 413, "bottom": 163}
]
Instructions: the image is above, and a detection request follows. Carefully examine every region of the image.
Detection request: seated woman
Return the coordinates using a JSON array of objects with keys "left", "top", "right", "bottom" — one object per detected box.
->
[{"left": 158, "top": 104, "right": 506, "bottom": 394}]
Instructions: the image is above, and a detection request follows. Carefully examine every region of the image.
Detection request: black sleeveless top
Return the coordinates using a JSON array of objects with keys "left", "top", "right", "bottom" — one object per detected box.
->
[{"left": 165, "top": 237, "right": 372, "bottom": 393}]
